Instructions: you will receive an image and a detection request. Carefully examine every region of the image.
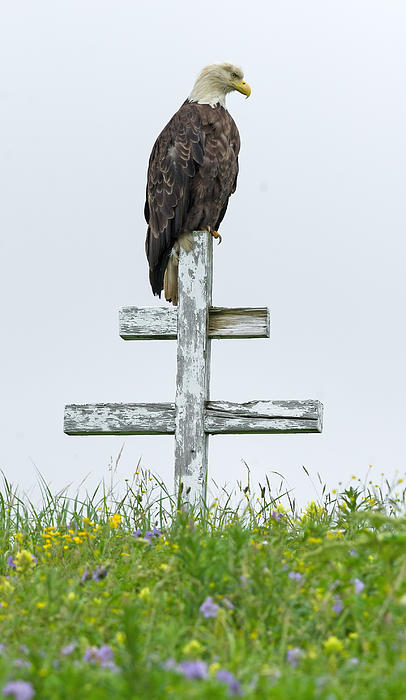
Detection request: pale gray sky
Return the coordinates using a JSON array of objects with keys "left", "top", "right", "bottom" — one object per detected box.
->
[{"left": 1, "top": 0, "right": 405, "bottom": 504}]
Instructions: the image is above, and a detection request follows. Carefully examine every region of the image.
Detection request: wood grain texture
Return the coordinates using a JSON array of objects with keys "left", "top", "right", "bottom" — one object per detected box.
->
[
  {"left": 208, "top": 307, "right": 270, "bottom": 338},
  {"left": 119, "top": 306, "right": 270, "bottom": 340},
  {"left": 205, "top": 400, "right": 323, "bottom": 434},
  {"left": 64, "top": 403, "right": 175, "bottom": 435},
  {"left": 64, "top": 400, "right": 323, "bottom": 436},
  {"left": 174, "top": 231, "right": 212, "bottom": 501},
  {"left": 119, "top": 307, "right": 178, "bottom": 340}
]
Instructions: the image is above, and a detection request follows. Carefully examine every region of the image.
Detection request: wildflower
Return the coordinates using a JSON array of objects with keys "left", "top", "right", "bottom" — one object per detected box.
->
[
  {"left": 60, "top": 643, "right": 75, "bottom": 656},
  {"left": 323, "top": 636, "right": 343, "bottom": 654},
  {"left": 216, "top": 669, "right": 242, "bottom": 696},
  {"left": 286, "top": 648, "right": 303, "bottom": 668},
  {"left": 138, "top": 587, "right": 152, "bottom": 601},
  {"left": 83, "top": 645, "right": 117, "bottom": 670},
  {"left": 288, "top": 572, "right": 302, "bottom": 582},
  {"left": 81, "top": 569, "right": 91, "bottom": 584},
  {"left": 92, "top": 566, "right": 108, "bottom": 582},
  {"left": 332, "top": 597, "right": 343, "bottom": 614},
  {"left": 349, "top": 549, "right": 357, "bottom": 557},
  {"left": 179, "top": 660, "right": 208, "bottom": 680},
  {"left": 7, "top": 556, "right": 16, "bottom": 569},
  {"left": 15, "top": 551, "right": 36, "bottom": 575},
  {"left": 222, "top": 597, "right": 235, "bottom": 610},
  {"left": 348, "top": 657, "right": 359, "bottom": 665},
  {"left": 13, "top": 660, "right": 30, "bottom": 669},
  {"left": 199, "top": 596, "right": 219, "bottom": 619},
  {"left": 2, "top": 680, "right": 35, "bottom": 700},
  {"left": 144, "top": 528, "right": 162, "bottom": 545},
  {"left": 109, "top": 514, "right": 121, "bottom": 529},
  {"left": 351, "top": 578, "right": 365, "bottom": 594},
  {"left": 182, "top": 640, "right": 202, "bottom": 657},
  {"left": 271, "top": 511, "right": 283, "bottom": 521}
]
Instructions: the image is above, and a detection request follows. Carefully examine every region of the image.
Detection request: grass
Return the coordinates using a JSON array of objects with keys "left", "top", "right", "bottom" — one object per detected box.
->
[{"left": 0, "top": 465, "right": 405, "bottom": 699}]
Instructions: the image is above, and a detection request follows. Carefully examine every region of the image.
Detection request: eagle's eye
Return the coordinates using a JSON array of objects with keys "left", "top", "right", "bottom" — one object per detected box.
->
[{"left": 231, "top": 72, "right": 238, "bottom": 79}]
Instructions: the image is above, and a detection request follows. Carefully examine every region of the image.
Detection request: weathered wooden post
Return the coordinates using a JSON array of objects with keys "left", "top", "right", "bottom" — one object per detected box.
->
[
  {"left": 175, "top": 232, "right": 213, "bottom": 502},
  {"left": 64, "top": 230, "right": 323, "bottom": 505}
]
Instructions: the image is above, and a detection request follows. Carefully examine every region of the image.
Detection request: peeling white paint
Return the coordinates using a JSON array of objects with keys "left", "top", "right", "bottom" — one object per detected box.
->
[
  {"left": 64, "top": 230, "right": 323, "bottom": 507},
  {"left": 119, "top": 306, "right": 270, "bottom": 340}
]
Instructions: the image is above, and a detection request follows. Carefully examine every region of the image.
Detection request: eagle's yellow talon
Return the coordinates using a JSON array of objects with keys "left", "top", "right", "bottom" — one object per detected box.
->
[{"left": 210, "top": 229, "right": 222, "bottom": 245}]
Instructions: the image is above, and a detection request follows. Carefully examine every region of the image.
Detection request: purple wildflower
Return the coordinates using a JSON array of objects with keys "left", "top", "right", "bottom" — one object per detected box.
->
[
  {"left": 222, "top": 597, "right": 234, "bottom": 610},
  {"left": 288, "top": 571, "right": 302, "bottom": 582},
  {"left": 144, "top": 528, "right": 162, "bottom": 545},
  {"left": 61, "top": 643, "right": 75, "bottom": 656},
  {"left": 92, "top": 566, "right": 108, "bottom": 582},
  {"left": 286, "top": 647, "right": 303, "bottom": 668},
  {"left": 83, "top": 645, "right": 117, "bottom": 669},
  {"left": 199, "top": 596, "right": 219, "bottom": 619},
  {"left": 351, "top": 578, "right": 365, "bottom": 594},
  {"left": 132, "top": 528, "right": 142, "bottom": 538},
  {"left": 7, "top": 556, "right": 16, "bottom": 568},
  {"left": 216, "top": 669, "right": 242, "bottom": 696},
  {"left": 332, "top": 596, "right": 343, "bottom": 614},
  {"left": 2, "top": 681, "right": 35, "bottom": 700},
  {"left": 271, "top": 511, "right": 283, "bottom": 521},
  {"left": 348, "top": 657, "right": 359, "bottom": 665},
  {"left": 179, "top": 660, "right": 208, "bottom": 680},
  {"left": 162, "top": 658, "right": 178, "bottom": 671},
  {"left": 80, "top": 569, "right": 90, "bottom": 584},
  {"left": 349, "top": 549, "right": 357, "bottom": 557},
  {"left": 0, "top": 645, "right": 5, "bottom": 655},
  {"left": 13, "top": 660, "right": 30, "bottom": 669}
]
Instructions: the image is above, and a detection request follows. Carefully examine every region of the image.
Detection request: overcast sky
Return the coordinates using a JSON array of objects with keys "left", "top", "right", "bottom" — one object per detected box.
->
[{"left": 1, "top": 0, "right": 405, "bottom": 506}]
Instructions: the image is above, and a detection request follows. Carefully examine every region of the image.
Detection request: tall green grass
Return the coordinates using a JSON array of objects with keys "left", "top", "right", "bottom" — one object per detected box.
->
[{"left": 0, "top": 465, "right": 405, "bottom": 699}]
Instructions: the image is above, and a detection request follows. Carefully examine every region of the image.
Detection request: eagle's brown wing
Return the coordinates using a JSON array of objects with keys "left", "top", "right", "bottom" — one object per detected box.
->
[{"left": 145, "top": 101, "right": 204, "bottom": 297}]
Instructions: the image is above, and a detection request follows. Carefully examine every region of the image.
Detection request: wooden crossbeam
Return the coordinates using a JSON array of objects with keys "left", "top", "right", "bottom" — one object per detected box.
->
[
  {"left": 119, "top": 306, "right": 270, "bottom": 340},
  {"left": 64, "top": 400, "right": 323, "bottom": 436},
  {"left": 64, "top": 230, "right": 323, "bottom": 505}
]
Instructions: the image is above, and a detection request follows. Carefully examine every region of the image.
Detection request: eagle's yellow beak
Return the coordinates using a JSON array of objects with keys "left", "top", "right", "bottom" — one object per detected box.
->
[{"left": 233, "top": 79, "right": 251, "bottom": 98}]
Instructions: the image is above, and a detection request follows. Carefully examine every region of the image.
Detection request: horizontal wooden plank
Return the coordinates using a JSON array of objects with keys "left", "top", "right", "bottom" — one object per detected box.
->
[
  {"left": 119, "top": 306, "right": 270, "bottom": 340},
  {"left": 205, "top": 399, "right": 323, "bottom": 434},
  {"left": 64, "top": 400, "right": 322, "bottom": 435},
  {"left": 119, "top": 307, "right": 177, "bottom": 340},
  {"left": 64, "top": 403, "right": 175, "bottom": 435}
]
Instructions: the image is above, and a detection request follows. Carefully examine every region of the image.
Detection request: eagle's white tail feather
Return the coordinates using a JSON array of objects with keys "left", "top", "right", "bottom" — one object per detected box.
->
[
  {"left": 164, "top": 251, "right": 179, "bottom": 306},
  {"left": 164, "top": 235, "right": 195, "bottom": 306},
  {"left": 178, "top": 233, "right": 194, "bottom": 253}
]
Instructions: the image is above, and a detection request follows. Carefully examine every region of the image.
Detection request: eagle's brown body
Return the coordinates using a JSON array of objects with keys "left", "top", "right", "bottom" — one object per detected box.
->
[{"left": 145, "top": 100, "right": 240, "bottom": 302}]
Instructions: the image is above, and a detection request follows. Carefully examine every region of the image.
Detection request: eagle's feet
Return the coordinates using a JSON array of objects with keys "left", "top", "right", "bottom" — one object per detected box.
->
[{"left": 209, "top": 229, "right": 222, "bottom": 245}]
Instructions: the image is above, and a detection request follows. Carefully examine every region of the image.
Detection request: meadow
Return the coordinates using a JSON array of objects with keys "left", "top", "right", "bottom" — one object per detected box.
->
[{"left": 0, "top": 466, "right": 405, "bottom": 699}]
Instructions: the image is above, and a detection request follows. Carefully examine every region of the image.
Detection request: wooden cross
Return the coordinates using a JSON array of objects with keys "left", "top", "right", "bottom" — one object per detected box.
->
[{"left": 64, "top": 231, "right": 323, "bottom": 503}]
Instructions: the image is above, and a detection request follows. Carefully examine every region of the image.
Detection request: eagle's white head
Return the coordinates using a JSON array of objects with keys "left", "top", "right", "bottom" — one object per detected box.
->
[{"left": 188, "top": 62, "right": 251, "bottom": 108}]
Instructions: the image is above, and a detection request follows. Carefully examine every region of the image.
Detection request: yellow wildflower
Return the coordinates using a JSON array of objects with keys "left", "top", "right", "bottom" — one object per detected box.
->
[
  {"left": 323, "top": 636, "right": 343, "bottom": 654},
  {"left": 15, "top": 550, "right": 36, "bottom": 575},
  {"left": 138, "top": 587, "right": 152, "bottom": 601},
  {"left": 209, "top": 662, "right": 221, "bottom": 677},
  {"left": 109, "top": 514, "right": 122, "bottom": 529},
  {"left": 182, "top": 639, "right": 202, "bottom": 656}
]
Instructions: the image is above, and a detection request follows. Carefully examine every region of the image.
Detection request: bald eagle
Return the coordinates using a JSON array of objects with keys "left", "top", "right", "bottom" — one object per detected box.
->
[{"left": 144, "top": 62, "right": 251, "bottom": 305}]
